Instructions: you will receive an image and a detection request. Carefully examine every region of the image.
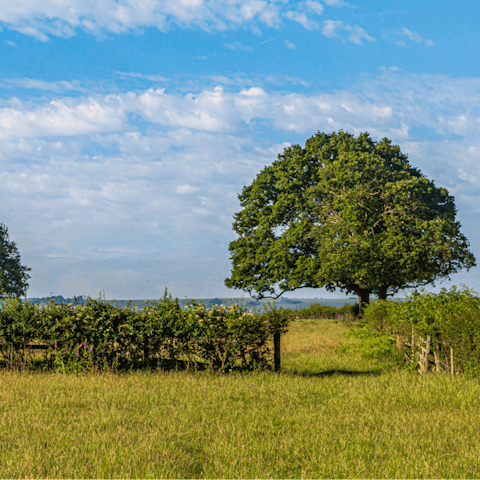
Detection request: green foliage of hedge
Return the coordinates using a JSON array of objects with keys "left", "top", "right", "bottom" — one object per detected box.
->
[
  {"left": 360, "top": 286, "right": 480, "bottom": 375},
  {"left": 282, "top": 302, "right": 359, "bottom": 320},
  {"left": 0, "top": 289, "right": 290, "bottom": 373}
]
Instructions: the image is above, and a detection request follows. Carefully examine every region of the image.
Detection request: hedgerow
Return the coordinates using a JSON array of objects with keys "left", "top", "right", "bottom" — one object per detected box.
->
[
  {"left": 0, "top": 289, "right": 290, "bottom": 373},
  {"left": 349, "top": 286, "right": 480, "bottom": 375},
  {"left": 281, "top": 302, "right": 359, "bottom": 320}
]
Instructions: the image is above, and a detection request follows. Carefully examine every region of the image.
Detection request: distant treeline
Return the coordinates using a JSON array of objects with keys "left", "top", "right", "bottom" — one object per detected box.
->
[
  {"left": 8, "top": 296, "right": 87, "bottom": 307},
  {"left": 3, "top": 295, "right": 361, "bottom": 315},
  {"left": 282, "top": 302, "right": 360, "bottom": 320}
]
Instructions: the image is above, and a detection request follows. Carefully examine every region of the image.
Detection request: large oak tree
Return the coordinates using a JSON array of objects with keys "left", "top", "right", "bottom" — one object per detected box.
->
[{"left": 225, "top": 131, "right": 476, "bottom": 311}]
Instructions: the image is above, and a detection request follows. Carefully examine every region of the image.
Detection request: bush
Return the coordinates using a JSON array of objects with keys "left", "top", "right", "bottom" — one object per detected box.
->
[
  {"left": 283, "top": 302, "right": 359, "bottom": 320},
  {"left": 0, "top": 296, "right": 42, "bottom": 370},
  {"left": 0, "top": 289, "right": 290, "bottom": 373},
  {"left": 360, "top": 286, "right": 480, "bottom": 375}
]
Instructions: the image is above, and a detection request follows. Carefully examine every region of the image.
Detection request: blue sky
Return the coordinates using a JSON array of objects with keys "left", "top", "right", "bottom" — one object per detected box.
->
[{"left": 1, "top": 0, "right": 479, "bottom": 300}]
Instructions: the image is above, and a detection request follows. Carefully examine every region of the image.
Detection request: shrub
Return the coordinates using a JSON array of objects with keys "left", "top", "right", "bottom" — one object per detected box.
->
[
  {"left": 360, "top": 286, "right": 480, "bottom": 375},
  {"left": 283, "top": 302, "right": 359, "bottom": 320},
  {"left": 0, "top": 296, "right": 42, "bottom": 370},
  {"left": 0, "top": 289, "right": 290, "bottom": 373}
]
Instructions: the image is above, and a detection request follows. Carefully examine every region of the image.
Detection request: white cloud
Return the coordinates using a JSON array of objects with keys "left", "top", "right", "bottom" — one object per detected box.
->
[
  {"left": 322, "top": 19, "right": 374, "bottom": 44},
  {"left": 3, "top": 71, "right": 480, "bottom": 298},
  {"left": 304, "top": 0, "right": 324, "bottom": 14},
  {"left": 0, "top": 0, "right": 355, "bottom": 41},
  {"left": 0, "top": 0, "right": 371, "bottom": 47},
  {"left": 323, "top": 0, "right": 349, "bottom": 5},
  {"left": 401, "top": 28, "right": 434, "bottom": 47},
  {"left": 0, "top": 0, "right": 331, "bottom": 39},
  {"left": 176, "top": 184, "right": 200, "bottom": 194},
  {"left": 322, "top": 19, "right": 342, "bottom": 38},
  {"left": 14, "top": 25, "right": 50, "bottom": 41},
  {"left": 0, "top": 78, "right": 88, "bottom": 93},
  {"left": 224, "top": 41, "right": 253, "bottom": 51},
  {"left": 346, "top": 25, "right": 375, "bottom": 45},
  {"left": 285, "top": 11, "right": 318, "bottom": 30},
  {"left": 6, "top": 40, "right": 16, "bottom": 47},
  {"left": 284, "top": 40, "right": 296, "bottom": 49},
  {"left": 114, "top": 71, "right": 169, "bottom": 82},
  {"left": 0, "top": 96, "right": 126, "bottom": 138},
  {"left": 3, "top": 71, "right": 480, "bottom": 143}
]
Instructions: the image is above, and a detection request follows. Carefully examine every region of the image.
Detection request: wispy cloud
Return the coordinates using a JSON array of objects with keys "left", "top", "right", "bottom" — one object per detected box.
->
[
  {"left": 322, "top": 20, "right": 375, "bottom": 44},
  {"left": 176, "top": 185, "right": 201, "bottom": 194},
  {"left": 259, "top": 37, "right": 276, "bottom": 45},
  {"left": 224, "top": 41, "right": 253, "bottom": 51},
  {"left": 400, "top": 28, "right": 434, "bottom": 46},
  {"left": 284, "top": 40, "right": 296, "bottom": 49},
  {"left": 285, "top": 11, "right": 319, "bottom": 30},
  {"left": 304, "top": 0, "right": 324, "bottom": 15},
  {"left": 0, "top": 78, "right": 89, "bottom": 93},
  {"left": 0, "top": 0, "right": 351, "bottom": 40},
  {"left": 14, "top": 25, "right": 50, "bottom": 42},
  {"left": 4, "top": 71, "right": 480, "bottom": 142},
  {"left": 114, "top": 71, "right": 169, "bottom": 82},
  {"left": 3, "top": 71, "right": 480, "bottom": 298},
  {"left": 323, "top": 0, "right": 350, "bottom": 5}
]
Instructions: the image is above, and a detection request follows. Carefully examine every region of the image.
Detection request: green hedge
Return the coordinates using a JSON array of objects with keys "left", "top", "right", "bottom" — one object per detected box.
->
[
  {"left": 0, "top": 289, "right": 290, "bottom": 373},
  {"left": 282, "top": 302, "right": 359, "bottom": 320},
  {"left": 361, "top": 286, "right": 480, "bottom": 375}
]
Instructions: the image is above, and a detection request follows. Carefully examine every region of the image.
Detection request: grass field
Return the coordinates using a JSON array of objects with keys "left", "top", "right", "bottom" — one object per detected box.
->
[{"left": 1, "top": 318, "right": 480, "bottom": 478}]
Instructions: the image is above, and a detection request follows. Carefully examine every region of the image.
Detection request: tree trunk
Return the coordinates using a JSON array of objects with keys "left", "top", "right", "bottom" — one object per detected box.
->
[
  {"left": 378, "top": 285, "right": 388, "bottom": 301},
  {"left": 358, "top": 290, "right": 370, "bottom": 314},
  {"left": 350, "top": 286, "right": 370, "bottom": 314}
]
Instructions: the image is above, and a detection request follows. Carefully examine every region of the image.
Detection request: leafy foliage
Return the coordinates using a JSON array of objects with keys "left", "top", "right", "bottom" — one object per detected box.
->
[
  {"left": 0, "top": 223, "right": 31, "bottom": 300},
  {"left": 337, "top": 324, "right": 404, "bottom": 366},
  {"left": 361, "top": 286, "right": 480, "bottom": 375},
  {"left": 225, "top": 131, "right": 475, "bottom": 309},
  {"left": 281, "top": 302, "right": 359, "bottom": 320},
  {"left": 0, "top": 288, "right": 290, "bottom": 373}
]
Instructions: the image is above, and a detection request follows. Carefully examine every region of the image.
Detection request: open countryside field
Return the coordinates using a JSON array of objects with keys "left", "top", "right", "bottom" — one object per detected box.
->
[{"left": 1, "top": 318, "right": 480, "bottom": 479}]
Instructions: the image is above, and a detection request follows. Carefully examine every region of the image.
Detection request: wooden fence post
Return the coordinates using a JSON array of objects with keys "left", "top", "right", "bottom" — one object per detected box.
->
[
  {"left": 417, "top": 335, "right": 431, "bottom": 374},
  {"left": 434, "top": 350, "right": 441, "bottom": 372},
  {"left": 450, "top": 347, "right": 454, "bottom": 377},
  {"left": 424, "top": 335, "right": 431, "bottom": 373},
  {"left": 411, "top": 327, "right": 415, "bottom": 365},
  {"left": 274, "top": 332, "right": 281, "bottom": 372}
]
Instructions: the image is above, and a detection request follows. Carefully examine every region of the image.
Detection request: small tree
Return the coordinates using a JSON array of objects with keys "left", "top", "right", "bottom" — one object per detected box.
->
[
  {"left": 225, "top": 131, "right": 476, "bottom": 311},
  {"left": 0, "top": 223, "right": 32, "bottom": 300}
]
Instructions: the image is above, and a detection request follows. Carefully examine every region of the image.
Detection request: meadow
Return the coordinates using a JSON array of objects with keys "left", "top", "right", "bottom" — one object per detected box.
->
[{"left": 1, "top": 317, "right": 480, "bottom": 479}]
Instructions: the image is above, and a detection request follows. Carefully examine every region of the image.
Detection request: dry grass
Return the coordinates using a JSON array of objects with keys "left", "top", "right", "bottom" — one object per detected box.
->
[
  {"left": 1, "top": 318, "right": 479, "bottom": 479},
  {"left": 281, "top": 318, "right": 349, "bottom": 355}
]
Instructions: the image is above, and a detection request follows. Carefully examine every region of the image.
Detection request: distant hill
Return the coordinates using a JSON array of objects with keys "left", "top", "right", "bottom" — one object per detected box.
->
[{"left": 1, "top": 295, "right": 366, "bottom": 313}]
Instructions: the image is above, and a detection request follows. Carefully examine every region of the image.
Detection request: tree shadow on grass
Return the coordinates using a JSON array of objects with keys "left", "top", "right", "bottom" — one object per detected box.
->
[{"left": 291, "top": 369, "right": 383, "bottom": 378}]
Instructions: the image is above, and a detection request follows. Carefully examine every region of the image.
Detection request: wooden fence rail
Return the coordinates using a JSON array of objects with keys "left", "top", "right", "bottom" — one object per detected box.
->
[
  {"left": 0, "top": 344, "right": 49, "bottom": 350},
  {"left": 1, "top": 337, "right": 283, "bottom": 372}
]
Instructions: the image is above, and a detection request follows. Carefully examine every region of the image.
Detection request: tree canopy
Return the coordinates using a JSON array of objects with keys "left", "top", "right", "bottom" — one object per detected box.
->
[
  {"left": 224, "top": 131, "right": 476, "bottom": 310},
  {"left": 0, "top": 222, "right": 31, "bottom": 300}
]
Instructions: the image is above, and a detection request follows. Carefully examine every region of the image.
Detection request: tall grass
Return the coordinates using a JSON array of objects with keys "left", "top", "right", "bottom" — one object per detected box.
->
[{"left": 1, "top": 318, "right": 479, "bottom": 478}]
